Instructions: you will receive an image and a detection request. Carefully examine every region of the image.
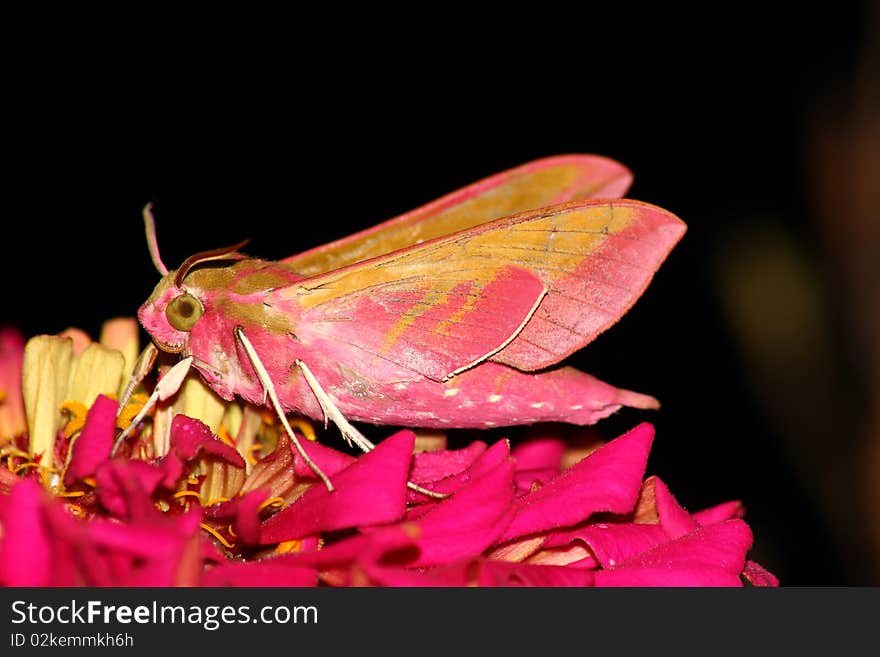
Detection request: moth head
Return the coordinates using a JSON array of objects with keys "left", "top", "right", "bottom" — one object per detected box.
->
[{"left": 137, "top": 203, "right": 248, "bottom": 353}]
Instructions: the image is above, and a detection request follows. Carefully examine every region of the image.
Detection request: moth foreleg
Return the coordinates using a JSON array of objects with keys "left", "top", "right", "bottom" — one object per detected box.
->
[
  {"left": 234, "top": 327, "right": 334, "bottom": 492},
  {"left": 111, "top": 355, "right": 193, "bottom": 457},
  {"left": 116, "top": 342, "right": 159, "bottom": 416}
]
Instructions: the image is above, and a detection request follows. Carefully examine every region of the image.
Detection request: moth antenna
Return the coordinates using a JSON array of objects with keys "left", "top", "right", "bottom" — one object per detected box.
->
[
  {"left": 175, "top": 238, "right": 252, "bottom": 287},
  {"left": 143, "top": 202, "right": 169, "bottom": 276}
]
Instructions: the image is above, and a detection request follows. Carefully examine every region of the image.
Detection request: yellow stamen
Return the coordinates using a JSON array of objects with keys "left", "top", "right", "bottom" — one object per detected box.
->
[
  {"left": 217, "top": 426, "right": 236, "bottom": 447},
  {"left": 199, "top": 523, "right": 235, "bottom": 548},
  {"left": 289, "top": 418, "right": 317, "bottom": 441},
  {"left": 68, "top": 505, "right": 86, "bottom": 518},
  {"left": 172, "top": 490, "right": 202, "bottom": 502},
  {"left": 275, "top": 539, "right": 302, "bottom": 554},
  {"left": 258, "top": 496, "right": 285, "bottom": 512},
  {"left": 245, "top": 443, "right": 262, "bottom": 465},
  {"left": 1, "top": 445, "right": 30, "bottom": 460},
  {"left": 60, "top": 400, "right": 89, "bottom": 439},
  {"left": 82, "top": 477, "right": 97, "bottom": 488},
  {"left": 12, "top": 461, "right": 43, "bottom": 475},
  {"left": 57, "top": 490, "right": 86, "bottom": 498},
  {"left": 115, "top": 393, "right": 150, "bottom": 431},
  {"left": 227, "top": 524, "right": 237, "bottom": 538},
  {"left": 204, "top": 497, "right": 231, "bottom": 506},
  {"left": 187, "top": 477, "right": 200, "bottom": 486}
]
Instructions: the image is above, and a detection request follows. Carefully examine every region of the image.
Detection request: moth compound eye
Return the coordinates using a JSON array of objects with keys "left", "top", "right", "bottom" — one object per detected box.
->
[{"left": 166, "top": 293, "right": 204, "bottom": 332}]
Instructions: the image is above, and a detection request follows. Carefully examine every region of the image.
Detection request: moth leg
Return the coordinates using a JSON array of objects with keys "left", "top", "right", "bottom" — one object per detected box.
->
[
  {"left": 295, "top": 360, "right": 447, "bottom": 500},
  {"left": 234, "top": 327, "right": 334, "bottom": 492},
  {"left": 111, "top": 356, "right": 193, "bottom": 457},
  {"left": 116, "top": 343, "right": 159, "bottom": 416},
  {"left": 294, "top": 359, "right": 375, "bottom": 453}
]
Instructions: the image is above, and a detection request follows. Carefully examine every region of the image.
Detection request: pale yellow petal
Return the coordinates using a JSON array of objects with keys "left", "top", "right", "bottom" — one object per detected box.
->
[
  {"left": 179, "top": 375, "right": 226, "bottom": 434},
  {"left": 22, "top": 336, "right": 73, "bottom": 465},
  {"left": 66, "top": 343, "right": 125, "bottom": 408}
]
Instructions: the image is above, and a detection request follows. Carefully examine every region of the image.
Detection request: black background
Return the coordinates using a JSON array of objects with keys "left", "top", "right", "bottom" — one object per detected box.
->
[{"left": 3, "top": 7, "right": 872, "bottom": 585}]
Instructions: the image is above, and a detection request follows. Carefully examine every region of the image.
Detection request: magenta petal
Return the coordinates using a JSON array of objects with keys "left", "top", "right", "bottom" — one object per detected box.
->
[
  {"left": 550, "top": 522, "right": 668, "bottom": 569},
  {"left": 595, "top": 566, "right": 743, "bottom": 587},
  {"left": 742, "top": 560, "right": 780, "bottom": 587},
  {"left": 205, "top": 489, "right": 270, "bottom": 545},
  {"left": 409, "top": 440, "right": 487, "bottom": 483},
  {"left": 203, "top": 560, "right": 318, "bottom": 587},
  {"left": 511, "top": 437, "right": 566, "bottom": 472},
  {"left": 64, "top": 395, "right": 117, "bottom": 485},
  {"left": 478, "top": 561, "right": 595, "bottom": 587},
  {"left": 292, "top": 438, "right": 356, "bottom": 479},
  {"left": 693, "top": 500, "right": 745, "bottom": 526},
  {"left": 653, "top": 477, "right": 699, "bottom": 539},
  {"left": 171, "top": 414, "right": 246, "bottom": 468},
  {"left": 0, "top": 479, "right": 52, "bottom": 586},
  {"left": 259, "top": 430, "right": 414, "bottom": 543},
  {"left": 512, "top": 437, "right": 566, "bottom": 495},
  {"left": 622, "top": 519, "right": 753, "bottom": 575},
  {"left": 95, "top": 459, "right": 166, "bottom": 520},
  {"left": 407, "top": 439, "right": 511, "bottom": 503},
  {"left": 383, "top": 459, "right": 516, "bottom": 568},
  {"left": 365, "top": 562, "right": 472, "bottom": 587},
  {"left": 500, "top": 422, "right": 654, "bottom": 542},
  {"left": 88, "top": 511, "right": 202, "bottom": 559}
]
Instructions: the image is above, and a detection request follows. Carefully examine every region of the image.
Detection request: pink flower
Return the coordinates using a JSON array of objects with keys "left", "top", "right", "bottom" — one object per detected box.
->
[{"left": 0, "top": 364, "right": 777, "bottom": 587}]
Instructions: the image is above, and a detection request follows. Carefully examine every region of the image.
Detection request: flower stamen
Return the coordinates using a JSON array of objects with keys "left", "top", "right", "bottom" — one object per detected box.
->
[
  {"left": 60, "top": 400, "right": 89, "bottom": 439},
  {"left": 245, "top": 443, "right": 262, "bottom": 466},
  {"left": 258, "top": 496, "right": 285, "bottom": 512},
  {"left": 199, "top": 523, "right": 235, "bottom": 549},
  {"left": 275, "top": 539, "right": 302, "bottom": 554}
]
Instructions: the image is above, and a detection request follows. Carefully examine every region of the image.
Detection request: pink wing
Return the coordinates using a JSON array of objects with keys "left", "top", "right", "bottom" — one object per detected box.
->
[
  {"left": 268, "top": 200, "right": 685, "bottom": 381},
  {"left": 281, "top": 154, "right": 633, "bottom": 278}
]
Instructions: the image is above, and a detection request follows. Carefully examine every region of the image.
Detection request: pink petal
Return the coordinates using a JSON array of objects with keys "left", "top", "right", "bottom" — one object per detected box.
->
[
  {"left": 171, "top": 414, "right": 246, "bottom": 468},
  {"left": 407, "top": 439, "right": 511, "bottom": 503},
  {"left": 512, "top": 437, "right": 565, "bottom": 495},
  {"left": 511, "top": 437, "right": 566, "bottom": 472},
  {"left": 205, "top": 488, "right": 271, "bottom": 545},
  {"left": 270, "top": 530, "right": 417, "bottom": 584},
  {"left": 377, "top": 459, "right": 516, "bottom": 568},
  {"left": 478, "top": 561, "right": 595, "bottom": 587},
  {"left": 742, "top": 560, "right": 780, "bottom": 587},
  {"left": 500, "top": 422, "right": 654, "bottom": 542},
  {"left": 95, "top": 458, "right": 166, "bottom": 520},
  {"left": 88, "top": 511, "right": 202, "bottom": 560},
  {"left": 409, "top": 440, "right": 487, "bottom": 483},
  {"left": 86, "top": 512, "right": 203, "bottom": 586},
  {"left": 693, "top": 500, "right": 745, "bottom": 526},
  {"left": 595, "top": 566, "right": 743, "bottom": 587},
  {"left": 0, "top": 479, "right": 52, "bottom": 586},
  {"left": 259, "top": 430, "right": 414, "bottom": 543},
  {"left": 202, "top": 560, "right": 318, "bottom": 587},
  {"left": 64, "top": 394, "right": 117, "bottom": 485},
  {"left": 653, "top": 477, "right": 699, "bottom": 538},
  {"left": 621, "top": 519, "right": 753, "bottom": 575},
  {"left": 365, "top": 562, "right": 472, "bottom": 587},
  {"left": 292, "top": 437, "right": 356, "bottom": 479},
  {"left": 548, "top": 522, "right": 668, "bottom": 569}
]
